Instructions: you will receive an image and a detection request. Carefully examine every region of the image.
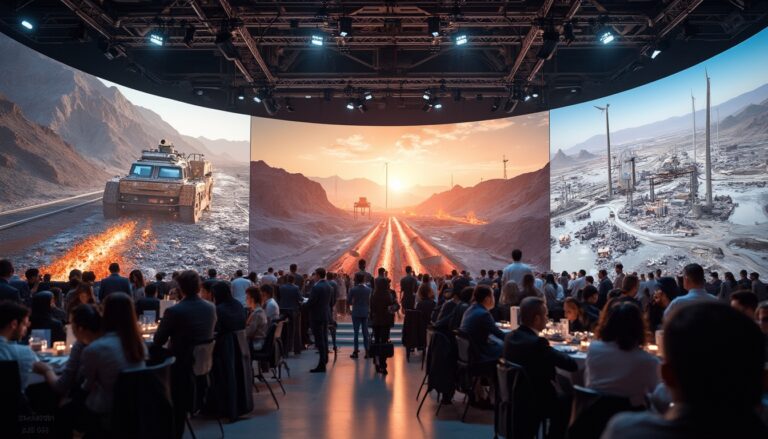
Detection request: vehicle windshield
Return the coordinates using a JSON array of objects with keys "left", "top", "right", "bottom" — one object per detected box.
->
[
  {"left": 129, "top": 164, "right": 153, "bottom": 178},
  {"left": 157, "top": 166, "right": 183, "bottom": 179}
]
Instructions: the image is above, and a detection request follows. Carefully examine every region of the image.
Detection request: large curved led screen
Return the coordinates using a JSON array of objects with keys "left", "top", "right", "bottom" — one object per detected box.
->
[{"left": 249, "top": 113, "right": 550, "bottom": 279}]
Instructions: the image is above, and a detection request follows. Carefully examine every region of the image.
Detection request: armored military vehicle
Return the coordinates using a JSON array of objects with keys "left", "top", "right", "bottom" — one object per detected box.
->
[{"left": 103, "top": 139, "right": 213, "bottom": 223}]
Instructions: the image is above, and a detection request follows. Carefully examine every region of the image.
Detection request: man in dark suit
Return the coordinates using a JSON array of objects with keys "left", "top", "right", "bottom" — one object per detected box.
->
[
  {"left": 150, "top": 272, "right": 170, "bottom": 300},
  {"left": 98, "top": 263, "right": 131, "bottom": 301},
  {"left": 355, "top": 259, "right": 374, "bottom": 288},
  {"left": 459, "top": 285, "right": 505, "bottom": 362},
  {"left": 304, "top": 268, "right": 332, "bottom": 373},
  {"left": 153, "top": 270, "right": 217, "bottom": 439},
  {"left": 597, "top": 269, "right": 614, "bottom": 309},
  {"left": 279, "top": 274, "right": 303, "bottom": 354},
  {"left": 135, "top": 283, "right": 161, "bottom": 321},
  {"left": 289, "top": 264, "right": 304, "bottom": 294},
  {"left": 504, "top": 297, "right": 577, "bottom": 439},
  {"left": 0, "top": 259, "right": 21, "bottom": 303},
  {"left": 399, "top": 265, "right": 418, "bottom": 311},
  {"left": 750, "top": 272, "right": 768, "bottom": 302}
]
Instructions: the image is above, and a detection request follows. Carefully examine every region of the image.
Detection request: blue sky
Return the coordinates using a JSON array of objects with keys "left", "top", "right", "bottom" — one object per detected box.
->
[{"left": 550, "top": 27, "right": 768, "bottom": 153}]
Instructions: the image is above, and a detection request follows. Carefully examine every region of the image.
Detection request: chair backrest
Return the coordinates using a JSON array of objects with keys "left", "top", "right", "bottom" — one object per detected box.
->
[
  {"left": 113, "top": 356, "right": 175, "bottom": 439},
  {"left": 273, "top": 319, "right": 284, "bottom": 339},
  {"left": 568, "top": 385, "right": 634, "bottom": 439},
  {"left": 454, "top": 330, "right": 472, "bottom": 366},
  {"left": 272, "top": 321, "right": 285, "bottom": 364},
  {"left": 0, "top": 361, "right": 22, "bottom": 436},
  {"left": 192, "top": 339, "right": 216, "bottom": 377},
  {"left": 496, "top": 359, "right": 538, "bottom": 439}
]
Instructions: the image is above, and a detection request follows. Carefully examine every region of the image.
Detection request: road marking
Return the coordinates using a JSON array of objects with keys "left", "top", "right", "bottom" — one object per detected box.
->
[
  {"left": 0, "top": 198, "right": 102, "bottom": 231},
  {"left": 0, "top": 191, "right": 103, "bottom": 216}
]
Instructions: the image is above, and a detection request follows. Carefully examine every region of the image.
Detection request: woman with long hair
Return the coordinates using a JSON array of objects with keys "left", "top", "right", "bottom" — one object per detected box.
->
[
  {"left": 563, "top": 297, "right": 596, "bottom": 332},
  {"left": 80, "top": 292, "right": 146, "bottom": 415},
  {"left": 128, "top": 269, "right": 145, "bottom": 301},
  {"left": 245, "top": 286, "right": 268, "bottom": 350},
  {"left": 585, "top": 298, "right": 659, "bottom": 407},
  {"left": 415, "top": 274, "right": 437, "bottom": 324},
  {"left": 66, "top": 283, "right": 97, "bottom": 317},
  {"left": 212, "top": 281, "right": 246, "bottom": 334}
]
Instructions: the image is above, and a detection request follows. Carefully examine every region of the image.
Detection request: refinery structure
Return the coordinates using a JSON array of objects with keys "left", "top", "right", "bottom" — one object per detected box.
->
[{"left": 551, "top": 74, "right": 768, "bottom": 275}]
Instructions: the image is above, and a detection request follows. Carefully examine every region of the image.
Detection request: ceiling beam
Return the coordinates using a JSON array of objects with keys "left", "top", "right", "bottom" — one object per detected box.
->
[
  {"left": 503, "top": 0, "right": 555, "bottom": 83},
  {"left": 218, "top": 0, "right": 276, "bottom": 84}
]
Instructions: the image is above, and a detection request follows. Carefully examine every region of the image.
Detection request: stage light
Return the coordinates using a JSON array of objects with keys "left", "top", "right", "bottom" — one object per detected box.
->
[
  {"left": 422, "top": 89, "right": 432, "bottom": 100},
  {"left": 311, "top": 35, "right": 324, "bottom": 46},
  {"left": 491, "top": 97, "right": 501, "bottom": 112},
  {"left": 20, "top": 19, "right": 34, "bottom": 31},
  {"left": 524, "top": 94, "right": 532, "bottom": 102},
  {"left": 339, "top": 17, "right": 352, "bottom": 37},
  {"left": 305, "top": 95, "right": 312, "bottom": 99},
  {"left": 346, "top": 99, "right": 355, "bottom": 110},
  {"left": 149, "top": 31, "right": 165, "bottom": 46},
  {"left": 237, "top": 89, "right": 245, "bottom": 101},
  {"left": 253, "top": 96, "right": 262, "bottom": 103},
  {"left": 597, "top": 26, "right": 615, "bottom": 45},
  {"left": 651, "top": 49, "right": 661, "bottom": 59},
  {"left": 363, "top": 91, "right": 373, "bottom": 100},
  {"left": 455, "top": 34, "right": 468, "bottom": 46},
  {"left": 428, "top": 17, "right": 440, "bottom": 37},
  {"left": 571, "top": 88, "right": 578, "bottom": 93},
  {"left": 184, "top": 25, "right": 196, "bottom": 47},
  {"left": 355, "top": 99, "right": 367, "bottom": 113},
  {"left": 432, "top": 99, "right": 443, "bottom": 109},
  {"left": 532, "top": 92, "right": 539, "bottom": 98},
  {"left": 194, "top": 89, "right": 204, "bottom": 96}
]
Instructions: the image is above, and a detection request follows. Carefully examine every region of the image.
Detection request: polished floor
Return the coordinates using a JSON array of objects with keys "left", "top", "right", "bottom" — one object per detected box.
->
[{"left": 188, "top": 347, "right": 494, "bottom": 439}]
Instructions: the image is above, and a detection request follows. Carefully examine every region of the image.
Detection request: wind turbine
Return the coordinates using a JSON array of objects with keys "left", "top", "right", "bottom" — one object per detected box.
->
[
  {"left": 595, "top": 104, "right": 612, "bottom": 197},
  {"left": 691, "top": 90, "right": 697, "bottom": 166}
]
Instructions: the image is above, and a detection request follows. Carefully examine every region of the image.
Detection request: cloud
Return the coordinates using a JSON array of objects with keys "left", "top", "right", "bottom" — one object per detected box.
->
[
  {"left": 420, "top": 118, "right": 518, "bottom": 144},
  {"left": 321, "top": 134, "right": 371, "bottom": 158},
  {"left": 394, "top": 133, "right": 436, "bottom": 156}
]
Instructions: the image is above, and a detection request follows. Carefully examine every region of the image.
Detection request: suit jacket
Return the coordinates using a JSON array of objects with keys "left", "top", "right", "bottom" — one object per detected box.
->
[
  {"left": 305, "top": 279, "right": 332, "bottom": 323},
  {"left": 400, "top": 274, "right": 418, "bottom": 295},
  {"left": 289, "top": 272, "right": 304, "bottom": 292},
  {"left": 215, "top": 299, "right": 246, "bottom": 334},
  {"left": 434, "top": 300, "right": 458, "bottom": 329},
  {"left": 459, "top": 303, "right": 506, "bottom": 362},
  {"left": 415, "top": 298, "right": 436, "bottom": 325},
  {"left": 370, "top": 289, "right": 396, "bottom": 327},
  {"left": 0, "top": 279, "right": 20, "bottom": 303},
  {"left": 356, "top": 270, "right": 374, "bottom": 288},
  {"left": 373, "top": 275, "right": 391, "bottom": 295},
  {"left": 98, "top": 273, "right": 132, "bottom": 300},
  {"left": 277, "top": 283, "right": 302, "bottom": 311},
  {"left": 348, "top": 284, "right": 372, "bottom": 318},
  {"left": 135, "top": 297, "right": 161, "bottom": 320},
  {"left": 597, "top": 277, "right": 614, "bottom": 308},
  {"left": 503, "top": 325, "right": 577, "bottom": 408},
  {"left": 9, "top": 280, "right": 31, "bottom": 303},
  {"left": 153, "top": 294, "right": 217, "bottom": 364},
  {"left": 752, "top": 280, "right": 768, "bottom": 302}
]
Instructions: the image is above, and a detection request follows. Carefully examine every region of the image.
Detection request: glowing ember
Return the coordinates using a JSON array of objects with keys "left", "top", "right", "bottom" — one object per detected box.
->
[
  {"left": 435, "top": 208, "right": 488, "bottom": 225},
  {"left": 41, "top": 220, "right": 138, "bottom": 280}
]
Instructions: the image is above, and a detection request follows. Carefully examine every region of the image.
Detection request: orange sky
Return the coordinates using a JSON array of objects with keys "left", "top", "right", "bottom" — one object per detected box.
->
[{"left": 250, "top": 112, "right": 549, "bottom": 189}]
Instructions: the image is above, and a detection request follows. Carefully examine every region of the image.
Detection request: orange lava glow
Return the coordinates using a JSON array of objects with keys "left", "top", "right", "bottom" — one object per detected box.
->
[
  {"left": 435, "top": 208, "right": 488, "bottom": 225},
  {"left": 41, "top": 220, "right": 138, "bottom": 280}
]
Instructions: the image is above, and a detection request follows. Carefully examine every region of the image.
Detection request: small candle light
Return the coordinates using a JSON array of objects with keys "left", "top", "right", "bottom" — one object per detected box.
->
[
  {"left": 580, "top": 340, "right": 590, "bottom": 352},
  {"left": 647, "top": 344, "right": 659, "bottom": 354},
  {"left": 53, "top": 341, "right": 66, "bottom": 356}
]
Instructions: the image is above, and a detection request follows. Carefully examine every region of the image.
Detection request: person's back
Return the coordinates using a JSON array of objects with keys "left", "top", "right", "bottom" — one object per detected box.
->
[
  {"left": 278, "top": 282, "right": 302, "bottom": 311},
  {"left": 459, "top": 289, "right": 505, "bottom": 363},
  {"left": 415, "top": 297, "right": 436, "bottom": 324},
  {"left": 348, "top": 284, "right": 372, "bottom": 318},
  {"left": 230, "top": 276, "right": 251, "bottom": 306},
  {"left": 664, "top": 264, "right": 716, "bottom": 319},
  {"left": 370, "top": 288, "right": 394, "bottom": 327},
  {"left": 501, "top": 250, "right": 533, "bottom": 287},
  {"left": 400, "top": 273, "right": 418, "bottom": 309},
  {"left": 81, "top": 332, "right": 144, "bottom": 413},
  {"left": 585, "top": 340, "right": 659, "bottom": 406},
  {"left": 135, "top": 296, "right": 161, "bottom": 319},
  {"left": 306, "top": 279, "right": 332, "bottom": 323},
  {"left": 99, "top": 272, "right": 131, "bottom": 300},
  {"left": 216, "top": 299, "right": 246, "bottom": 334},
  {"left": 603, "top": 302, "right": 768, "bottom": 439},
  {"left": 0, "top": 279, "right": 20, "bottom": 302}
]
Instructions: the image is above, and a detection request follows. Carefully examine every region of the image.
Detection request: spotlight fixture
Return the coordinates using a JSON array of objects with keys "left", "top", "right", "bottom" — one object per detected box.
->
[
  {"left": 253, "top": 95, "right": 262, "bottom": 103},
  {"left": 102, "top": 43, "right": 126, "bottom": 61},
  {"left": 346, "top": 99, "right": 355, "bottom": 110},
  {"left": 148, "top": 30, "right": 165, "bottom": 46},
  {"left": 363, "top": 91, "right": 373, "bottom": 101},
  {"left": 432, "top": 98, "right": 443, "bottom": 110},
  {"left": 651, "top": 49, "right": 661, "bottom": 59},
  {"left": 20, "top": 19, "right": 34, "bottom": 31},
  {"left": 422, "top": 89, "right": 432, "bottom": 101},
  {"left": 597, "top": 25, "right": 615, "bottom": 45},
  {"left": 305, "top": 95, "right": 312, "bottom": 99},
  {"left": 194, "top": 89, "right": 204, "bottom": 96},
  {"left": 532, "top": 92, "right": 540, "bottom": 98},
  {"left": 311, "top": 35, "right": 324, "bottom": 46},
  {"left": 490, "top": 97, "right": 501, "bottom": 112},
  {"left": 563, "top": 21, "right": 575, "bottom": 45},
  {"left": 237, "top": 89, "right": 245, "bottom": 101},
  {"left": 524, "top": 94, "right": 532, "bottom": 102},
  {"left": 339, "top": 17, "right": 353, "bottom": 37},
  {"left": 254, "top": 88, "right": 267, "bottom": 104},
  {"left": 427, "top": 16, "right": 440, "bottom": 37},
  {"left": 183, "top": 25, "right": 196, "bottom": 47},
  {"left": 454, "top": 34, "right": 468, "bottom": 46}
]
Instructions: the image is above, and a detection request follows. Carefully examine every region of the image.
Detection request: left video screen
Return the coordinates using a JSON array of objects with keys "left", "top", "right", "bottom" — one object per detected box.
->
[{"left": 0, "top": 34, "right": 251, "bottom": 280}]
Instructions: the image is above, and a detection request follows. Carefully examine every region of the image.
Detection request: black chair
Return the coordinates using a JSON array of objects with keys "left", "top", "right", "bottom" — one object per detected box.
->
[
  {"left": 567, "top": 385, "right": 635, "bottom": 439},
  {"left": 0, "top": 361, "right": 23, "bottom": 438},
  {"left": 251, "top": 322, "right": 281, "bottom": 409},
  {"left": 272, "top": 319, "right": 290, "bottom": 382},
  {"left": 188, "top": 340, "right": 224, "bottom": 439},
  {"left": 416, "top": 329, "right": 457, "bottom": 417},
  {"left": 402, "top": 309, "right": 427, "bottom": 362},
  {"left": 454, "top": 330, "right": 497, "bottom": 422},
  {"left": 207, "top": 330, "right": 254, "bottom": 422},
  {"left": 112, "top": 356, "right": 176, "bottom": 439},
  {"left": 495, "top": 359, "right": 544, "bottom": 439}
]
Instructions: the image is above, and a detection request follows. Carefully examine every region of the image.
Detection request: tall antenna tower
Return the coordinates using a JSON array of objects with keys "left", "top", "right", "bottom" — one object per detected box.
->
[
  {"left": 595, "top": 104, "right": 612, "bottom": 197},
  {"left": 503, "top": 155, "right": 509, "bottom": 179},
  {"left": 691, "top": 91, "right": 697, "bottom": 166}
]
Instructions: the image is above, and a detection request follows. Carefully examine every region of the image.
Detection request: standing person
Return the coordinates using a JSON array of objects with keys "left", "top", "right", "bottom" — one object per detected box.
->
[
  {"left": 153, "top": 270, "right": 217, "bottom": 439},
  {"left": 736, "top": 270, "right": 751, "bottom": 290},
  {"left": 501, "top": 249, "right": 533, "bottom": 288},
  {"left": 66, "top": 284, "right": 97, "bottom": 318},
  {"left": 278, "top": 274, "right": 303, "bottom": 354},
  {"left": 613, "top": 263, "right": 626, "bottom": 293},
  {"left": 151, "top": 272, "right": 170, "bottom": 300},
  {"left": 664, "top": 264, "right": 716, "bottom": 320},
  {"left": 355, "top": 259, "right": 374, "bottom": 288},
  {"left": 717, "top": 272, "right": 737, "bottom": 302},
  {"left": 98, "top": 263, "right": 131, "bottom": 301},
  {"left": 370, "top": 269, "right": 396, "bottom": 375},
  {"left": 128, "top": 269, "right": 145, "bottom": 302},
  {"left": 705, "top": 272, "right": 722, "bottom": 296},
  {"left": 348, "top": 273, "right": 372, "bottom": 359},
  {"left": 135, "top": 283, "right": 161, "bottom": 321},
  {"left": 750, "top": 272, "right": 768, "bottom": 302},
  {"left": 0, "top": 259, "right": 21, "bottom": 303},
  {"left": 304, "top": 268, "right": 332, "bottom": 373},
  {"left": 261, "top": 268, "right": 278, "bottom": 285},
  {"left": 289, "top": 264, "right": 304, "bottom": 294},
  {"left": 400, "top": 266, "right": 418, "bottom": 312},
  {"left": 596, "top": 269, "right": 613, "bottom": 308},
  {"left": 230, "top": 270, "right": 252, "bottom": 307},
  {"left": 569, "top": 270, "right": 587, "bottom": 298},
  {"left": 557, "top": 271, "right": 570, "bottom": 297},
  {"left": 211, "top": 282, "right": 246, "bottom": 334}
]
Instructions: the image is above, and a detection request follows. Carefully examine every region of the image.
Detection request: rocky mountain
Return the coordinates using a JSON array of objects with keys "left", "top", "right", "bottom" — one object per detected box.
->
[
  {"left": 190, "top": 136, "right": 250, "bottom": 163},
  {"left": 563, "top": 82, "right": 768, "bottom": 154},
  {"left": 720, "top": 98, "right": 768, "bottom": 138},
  {"left": 0, "top": 95, "right": 109, "bottom": 204},
  {"left": 249, "top": 160, "right": 347, "bottom": 219},
  {"left": 413, "top": 165, "right": 551, "bottom": 268},
  {"left": 550, "top": 149, "right": 570, "bottom": 168},
  {"left": 310, "top": 174, "right": 447, "bottom": 209},
  {"left": 0, "top": 34, "right": 230, "bottom": 172},
  {"left": 577, "top": 149, "right": 597, "bottom": 159}
]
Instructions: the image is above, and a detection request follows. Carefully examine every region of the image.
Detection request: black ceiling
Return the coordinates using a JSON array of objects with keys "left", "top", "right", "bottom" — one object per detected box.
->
[{"left": 1, "top": 1, "right": 766, "bottom": 125}]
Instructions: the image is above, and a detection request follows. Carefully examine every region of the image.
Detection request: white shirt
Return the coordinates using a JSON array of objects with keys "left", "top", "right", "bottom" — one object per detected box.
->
[
  {"left": 264, "top": 297, "right": 280, "bottom": 323},
  {"left": 231, "top": 277, "right": 252, "bottom": 306},
  {"left": 585, "top": 340, "right": 660, "bottom": 407},
  {"left": 0, "top": 335, "right": 39, "bottom": 390},
  {"left": 261, "top": 274, "right": 277, "bottom": 285},
  {"left": 569, "top": 276, "right": 587, "bottom": 297},
  {"left": 663, "top": 288, "right": 716, "bottom": 319},
  {"left": 501, "top": 262, "right": 533, "bottom": 287}
]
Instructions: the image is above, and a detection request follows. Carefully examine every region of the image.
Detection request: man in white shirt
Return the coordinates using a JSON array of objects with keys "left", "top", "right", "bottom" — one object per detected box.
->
[
  {"left": 569, "top": 269, "right": 587, "bottom": 297},
  {"left": 261, "top": 267, "right": 278, "bottom": 285},
  {"left": 0, "top": 301, "right": 42, "bottom": 390},
  {"left": 664, "top": 263, "right": 716, "bottom": 319},
  {"left": 261, "top": 284, "right": 280, "bottom": 324},
  {"left": 230, "top": 269, "right": 252, "bottom": 307},
  {"left": 501, "top": 249, "right": 533, "bottom": 287}
]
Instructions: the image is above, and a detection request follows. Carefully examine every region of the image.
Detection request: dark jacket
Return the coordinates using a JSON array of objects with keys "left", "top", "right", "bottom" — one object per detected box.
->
[
  {"left": 30, "top": 292, "right": 66, "bottom": 343},
  {"left": 400, "top": 275, "right": 418, "bottom": 310},
  {"left": 153, "top": 294, "right": 217, "bottom": 364},
  {"left": 305, "top": 279, "right": 332, "bottom": 323},
  {"left": 215, "top": 299, "right": 246, "bottom": 334},
  {"left": 597, "top": 277, "right": 614, "bottom": 309},
  {"left": 135, "top": 297, "right": 161, "bottom": 320},
  {"left": 459, "top": 303, "right": 505, "bottom": 362},
  {"left": 277, "top": 283, "right": 302, "bottom": 311},
  {"left": 9, "top": 280, "right": 31, "bottom": 303},
  {"left": 98, "top": 273, "right": 132, "bottom": 300},
  {"left": 348, "top": 284, "right": 372, "bottom": 319},
  {"left": 503, "top": 325, "right": 577, "bottom": 410},
  {"left": 370, "top": 289, "right": 396, "bottom": 327},
  {"left": 355, "top": 270, "right": 374, "bottom": 288},
  {"left": 373, "top": 275, "right": 391, "bottom": 296},
  {"left": 415, "top": 298, "right": 436, "bottom": 326},
  {"left": 433, "top": 300, "right": 458, "bottom": 329},
  {"left": 0, "top": 279, "right": 20, "bottom": 303}
]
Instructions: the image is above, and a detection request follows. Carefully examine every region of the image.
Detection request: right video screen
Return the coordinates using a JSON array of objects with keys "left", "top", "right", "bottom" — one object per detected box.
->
[{"left": 550, "top": 27, "right": 768, "bottom": 275}]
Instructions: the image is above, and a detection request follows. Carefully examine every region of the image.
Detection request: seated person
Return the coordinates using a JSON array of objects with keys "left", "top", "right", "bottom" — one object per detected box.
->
[
  {"left": 245, "top": 286, "right": 268, "bottom": 351},
  {"left": 503, "top": 297, "right": 577, "bottom": 439},
  {"left": 0, "top": 301, "right": 42, "bottom": 390},
  {"left": 29, "top": 291, "right": 66, "bottom": 343},
  {"left": 603, "top": 302, "right": 768, "bottom": 439},
  {"left": 563, "top": 297, "right": 597, "bottom": 332},
  {"left": 135, "top": 283, "right": 161, "bottom": 321},
  {"left": 648, "top": 277, "right": 680, "bottom": 331},
  {"left": 664, "top": 264, "right": 716, "bottom": 320},
  {"left": 434, "top": 286, "right": 472, "bottom": 331},
  {"left": 580, "top": 285, "right": 601, "bottom": 322},
  {"left": 585, "top": 299, "right": 660, "bottom": 407},
  {"left": 729, "top": 291, "right": 758, "bottom": 318},
  {"left": 459, "top": 285, "right": 505, "bottom": 362},
  {"left": 212, "top": 281, "right": 246, "bottom": 334}
]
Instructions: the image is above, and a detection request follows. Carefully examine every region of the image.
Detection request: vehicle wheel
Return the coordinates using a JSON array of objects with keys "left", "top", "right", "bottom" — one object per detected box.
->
[
  {"left": 103, "top": 203, "right": 119, "bottom": 219},
  {"left": 179, "top": 206, "right": 197, "bottom": 224}
]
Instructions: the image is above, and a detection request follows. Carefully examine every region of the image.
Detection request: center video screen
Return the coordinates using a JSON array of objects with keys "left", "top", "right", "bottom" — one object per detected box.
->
[{"left": 249, "top": 113, "right": 550, "bottom": 282}]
